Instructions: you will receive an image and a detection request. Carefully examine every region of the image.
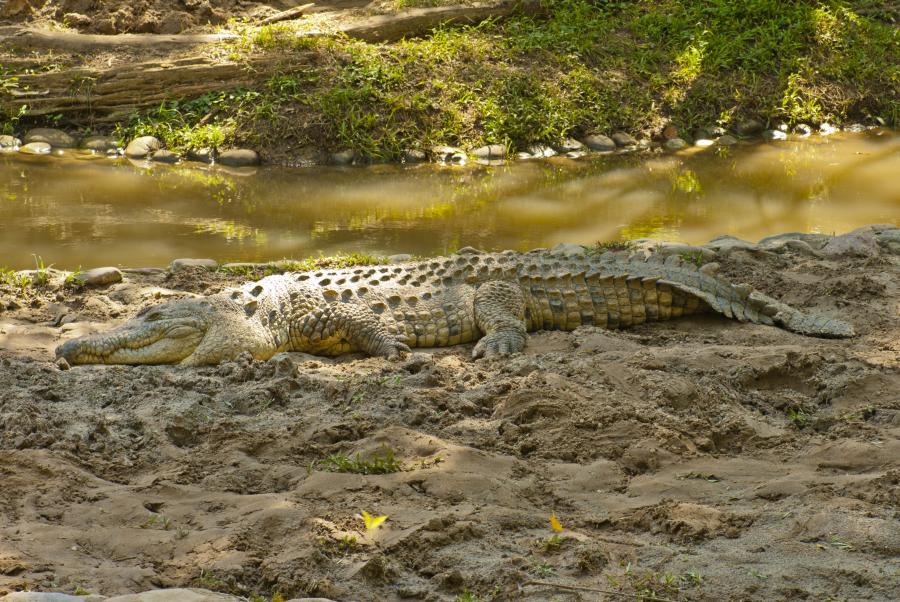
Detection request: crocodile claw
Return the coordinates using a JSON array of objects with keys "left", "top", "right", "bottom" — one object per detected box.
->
[{"left": 472, "top": 331, "right": 526, "bottom": 359}]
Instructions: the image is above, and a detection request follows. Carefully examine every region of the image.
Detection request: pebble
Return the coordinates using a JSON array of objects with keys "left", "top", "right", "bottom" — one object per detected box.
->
[
  {"left": 217, "top": 148, "right": 259, "bottom": 167},
  {"left": 611, "top": 131, "right": 637, "bottom": 147},
  {"left": 151, "top": 149, "right": 179, "bottom": 164},
  {"left": 23, "top": 128, "right": 76, "bottom": 148},
  {"left": 0, "top": 135, "right": 21, "bottom": 149},
  {"left": 734, "top": 119, "right": 764, "bottom": 136},
  {"left": 524, "top": 144, "right": 557, "bottom": 157},
  {"left": 329, "top": 149, "right": 356, "bottom": 165},
  {"left": 125, "top": 136, "right": 161, "bottom": 158},
  {"left": 580, "top": 134, "right": 615, "bottom": 152},
  {"left": 550, "top": 242, "right": 586, "bottom": 256},
  {"left": 822, "top": 227, "right": 880, "bottom": 257},
  {"left": 553, "top": 138, "right": 585, "bottom": 153},
  {"left": 169, "top": 258, "right": 219, "bottom": 271},
  {"left": 402, "top": 149, "right": 427, "bottom": 163},
  {"left": 187, "top": 148, "right": 215, "bottom": 163},
  {"left": 75, "top": 266, "right": 123, "bottom": 287},
  {"left": 664, "top": 138, "right": 688, "bottom": 151},
  {"left": 19, "top": 142, "right": 52, "bottom": 155},
  {"left": 472, "top": 144, "right": 505, "bottom": 160},
  {"left": 81, "top": 136, "right": 118, "bottom": 152},
  {"left": 431, "top": 146, "right": 466, "bottom": 164},
  {"left": 716, "top": 135, "right": 738, "bottom": 146},
  {"left": 762, "top": 129, "right": 788, "bottom": 141}
]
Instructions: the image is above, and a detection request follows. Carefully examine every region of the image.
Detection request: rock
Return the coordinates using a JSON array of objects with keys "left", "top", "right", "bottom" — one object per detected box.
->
[
  {"left": 1, "top": 595, "right": 105, "bottom": 601},
  {"left": 0, "top": 135, "right": 21, "bottom": 149},
  {"left": 188, "top": 148, "right": 215, "bottom": 163},
  {"left": 455, "top": 246, "right": 484, "bottom": 254},
  {"left": 170, "top": 258, "right": 219, "bottom": 271},
  {"left": 611, "top": 132, "right": 637, "bottom": 147},
  {"left": 716, "top": 135, "right": 738, "bottom": 146},
  {"left": 284, "top": 599, "right": 338, "bottom": 602},
  {"left": 694, "top": 138, "right": 715, "bottom": 147},
  {"left": 387, "top": 254, "right": 412, "bottom": 264},
  {"left": 565, "top": 150, "right": 587, "bottom": 159},
  {"left": 62, "top": 12, "right": 92, "bottom": 28},
  {"left": 218, "top": 148, "right": 260, "bottom": 167},
  {"left": 792, "top": 123, "right": 813, "bottom": 137},
  {"left": 844, "top": 123, "right": 867, "bottom": 133},
  {"left": 473, "top": 144, "right": 505, "bottom": 160},
  {"left": 580, "top": 134, "right": 615, "bottom": 152},
  {"left": 105, "top": 589, "right": 242, "bottom": 602},
  {"left": 664, "top": 138, "right": 688, "bottom": 151},
  {"left": 819, "top": 122, "right": 839, "bottom": 136},
  {"left": 661, "top": 124, "right": 679, "bottom": 140},
  {"left": 151, "top": 150, "right": 179, "bottom": 164},
  {"left": 402, "top": 149, "right": 426, "bottom": 163},
  {"left": 158, "top": 11, "right": 193, "bottom": 35},
  {"left": 81, "top": 135, "right": 118, "bottom": 152},
  {"left": 766, "top": 239, "right": 822, "bottom": 257},
  {"left": 524, "top": 144, "right": 557, "bottom": 158},
  {"left": 693, "top": 128, "right": 713, "bottom": 141},
  {"left": 734, "top": 119, "right": 764, "bottom": 136},
  {"left": 19, "top": 142, "right": 52, "bottom": 155},
  {"left": 646, "top": 242, "right": 717, "bottom": 262},
  {"left": 329, "top": 149, "right": 356, "bottom": 165},
  {"left": 56, "top": 357, "right": 71, "bottom": 370},
  {"left": 703, "top": 235, "right": 757, "bottom": 253},
  {"left": 125, "top": 136, "right": 161, "bottom": 158},
  {"left": 553, "top": 138, "right": 585, "bottom": 153},
  {"left": 550, "top": 243, "right": 586, "bottom": 256},
  {"left": 23, "top": 128, "right": 77, "bottom": 148},
  {"left": 822, "top": 227, "right": 880, "bottom": 258},
  {"left": 75, "top": 267, "right": 123, "bottom": 287},
  {"left": 758, "top": 232, "right": 830, "bottom": 251},
  {"left": 431, "top": 146, "right": 466, "bottom": 164},
  {"left": 762, "top": 129, "right": 788, "bottom": 141}
]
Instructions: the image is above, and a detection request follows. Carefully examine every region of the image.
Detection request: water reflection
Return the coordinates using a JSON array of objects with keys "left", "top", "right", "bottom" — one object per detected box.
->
[{"left": 0, "top": 131, "right": 897, "bottom": 269}]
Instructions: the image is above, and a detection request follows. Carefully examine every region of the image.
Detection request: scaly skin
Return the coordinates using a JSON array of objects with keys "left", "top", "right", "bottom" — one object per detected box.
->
[{"left": 56, "top": 249, "right": 855, "bottom": 366}]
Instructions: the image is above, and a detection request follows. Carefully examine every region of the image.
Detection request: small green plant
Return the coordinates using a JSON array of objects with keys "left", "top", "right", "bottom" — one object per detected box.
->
[
  {"left": 32, "top": 255, "right": 51, "bottom": 287},
  {"left": 535, "top": 533, "right": 567, "bottom": 553},
  {"left": 787, "top": 406, "right": 810, "bottom": 429},
  {"left": 64, "top": 268, "right": 85, "bottom": 290},
  {"left": 141, "top": 513, "right": 173, "bottom": 530},
  {"left": 1, "top": 267, "right": 32, "bottom": 291},
  {"left": 679, "top": 251, "right": 707, "bottom": 267},
  {"left": 591, "top": 240, "right": 636, "bottom": 254},
  {"left": 454, "top": 592, "right": 480, "bottom": 602},
  {"left": 73, "top": 586, "right": 90, "bottom": 596},
  {"left": 320, "top": 446, "right": 403, "bottom": 475}
]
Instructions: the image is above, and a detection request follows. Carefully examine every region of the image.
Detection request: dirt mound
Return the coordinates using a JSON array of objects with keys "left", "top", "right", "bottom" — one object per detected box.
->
[
  {"left": 2, "top": 0, "right": 280, "bottom": 34},
  {"left": 1, "top": 244, "right": 898, "bottom": 600}
]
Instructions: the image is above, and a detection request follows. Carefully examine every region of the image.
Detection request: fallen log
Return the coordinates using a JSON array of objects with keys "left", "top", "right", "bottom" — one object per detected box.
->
[
  {"left": 0, "top": 1, "right": 544, "bottom": 123},
  {"left": 258, "top": 3, "right": 317, "bottom": 25}
]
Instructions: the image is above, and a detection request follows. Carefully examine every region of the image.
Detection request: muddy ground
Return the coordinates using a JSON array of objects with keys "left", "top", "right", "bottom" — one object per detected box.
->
[{"left": 0, "top": 242, "right": 899, "bottom": 601}]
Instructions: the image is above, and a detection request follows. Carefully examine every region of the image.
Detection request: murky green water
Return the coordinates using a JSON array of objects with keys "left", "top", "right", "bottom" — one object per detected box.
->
[{"left": 1, "top": 131, "right": 898, "bottom": 269}]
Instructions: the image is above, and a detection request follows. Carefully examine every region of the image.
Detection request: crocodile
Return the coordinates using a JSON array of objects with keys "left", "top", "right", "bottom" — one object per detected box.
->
[{"left": 55, "top": 249, "right": 854, "bottom": 366}]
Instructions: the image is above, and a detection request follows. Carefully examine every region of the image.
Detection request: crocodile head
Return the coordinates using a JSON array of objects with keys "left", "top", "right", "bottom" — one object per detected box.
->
[{"left": 56, "top": 298, "right": 216, "bottom": 365}]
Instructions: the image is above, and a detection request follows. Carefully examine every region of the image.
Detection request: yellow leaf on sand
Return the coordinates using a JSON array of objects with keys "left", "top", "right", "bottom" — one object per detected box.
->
[
  {"left": 550, "top": 512, "right": 563, "bottom": 532},
  {"left": 362, "top": 510, "right": 388, "bottom": 530}
]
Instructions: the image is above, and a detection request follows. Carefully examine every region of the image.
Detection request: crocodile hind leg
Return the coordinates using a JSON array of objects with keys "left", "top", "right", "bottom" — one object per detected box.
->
[{"left": 472, "top": 280, "right": 528, "bottom": 359}]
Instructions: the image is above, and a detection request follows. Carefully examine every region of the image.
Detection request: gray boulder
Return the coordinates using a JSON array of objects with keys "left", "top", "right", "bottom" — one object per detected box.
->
[
  {"left": 703, "top": 235, "right": 757, "bottom": 253},
  {"left": 19, "top": 142, "right": 52, "bottom": 155},
  {"left": 523, "top": 144, "right": 557, "bottom": 158},
  {"left": 758, "top": 232, "right": 830, "bottom": 251},
  {"left": 431, "top": 146, "right": 466, "bottom": 164},
  {"left": 170, "top": 258, "right": 219, "bottom": 271},
  {"left": 105, "top": 590, "right": 242, "bottom": 601},
  {"left": 664, "top": 138, "right": 688, "bottom": 151},
  {"left": 81, "top": 136, "right": 118, "bottom": 152},
  {"left": 822, "top": 227, "right": 880, "bottom": 257},
  {"left": 734, "top": 119, "right": 764, "bottom": 136},
  {"left": 74, "top": 267, "right": 123, "bottom": 287},
  {"left": 762, "top": 129, "right": 787, "bottom": 141},
  {"left": 550, "top": 243, "right": 586, "bottom": 256},
  {"left": 473, "top": 144, "right": 505, "bottom": 160},
  {"left": 611, "top": 132, "right": 637, "bottom": 147},
  {"left": 217, "top": 148, "right": 259, "bottom": 167},
  {"left": 716, "top": 134, "right": 738, "bottom": 146},
  {"left": 792, "top": 123, "right": 813, "bottom": 137},
  {"left": 580, "top": 134, "right": 615, "bottom": 152},
  {"left": 0, "top": 135, "right": 21, "bottom": 149},
  {"left": 329, "top": 149, "right": 356, "bottom": 166},
  {"left": 402, "top": 149, "right": 426, "bottom": 163},
  {"left": 552, "top": 138, "right": 585, "bottom": 153},
  {"left": 23, "top": 128, "right": 76, "bottom": 148},
  {"left": 187, "top": 148, "right": 215, "bottom": 163},
  {"left": 125, "top": 136, "right": 161, "bottom": 158}
]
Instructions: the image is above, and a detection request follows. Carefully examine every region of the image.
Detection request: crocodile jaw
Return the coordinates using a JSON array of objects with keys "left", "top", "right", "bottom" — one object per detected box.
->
[{"left": 56, "top": 302, "right": 211, "bottom": 365}]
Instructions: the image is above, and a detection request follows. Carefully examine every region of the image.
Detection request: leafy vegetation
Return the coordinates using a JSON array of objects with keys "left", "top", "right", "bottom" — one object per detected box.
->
[
  {"left": 320, "top": 446, "right": 404, "bottom": 475},
  {"left": 105, "top": 0, "right": 897, "bottom": 159}
]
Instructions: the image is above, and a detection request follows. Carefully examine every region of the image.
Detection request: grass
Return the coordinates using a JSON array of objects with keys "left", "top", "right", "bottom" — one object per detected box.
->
[
  {"left": 218, "top": 253, "right": 387, "bottom": 277},
  {"left": 12, "top": 1, "right": 899, "bottom": 157},
  {"left": 319, "top": 446, "right": 404, "bottom": 475}
]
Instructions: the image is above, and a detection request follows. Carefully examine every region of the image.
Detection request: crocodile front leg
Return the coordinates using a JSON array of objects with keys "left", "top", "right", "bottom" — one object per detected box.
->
[
  {"left": 291, "top": 302, "right": 411, "bottom": 358},
  {"left": 472, "top": 280, "right": 528, "bottom": 359}
]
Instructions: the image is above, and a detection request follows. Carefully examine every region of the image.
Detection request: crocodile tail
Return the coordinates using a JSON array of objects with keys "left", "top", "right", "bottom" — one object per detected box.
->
[{"left": 634, "top": 254, "right": 855, "bottom": 338}]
